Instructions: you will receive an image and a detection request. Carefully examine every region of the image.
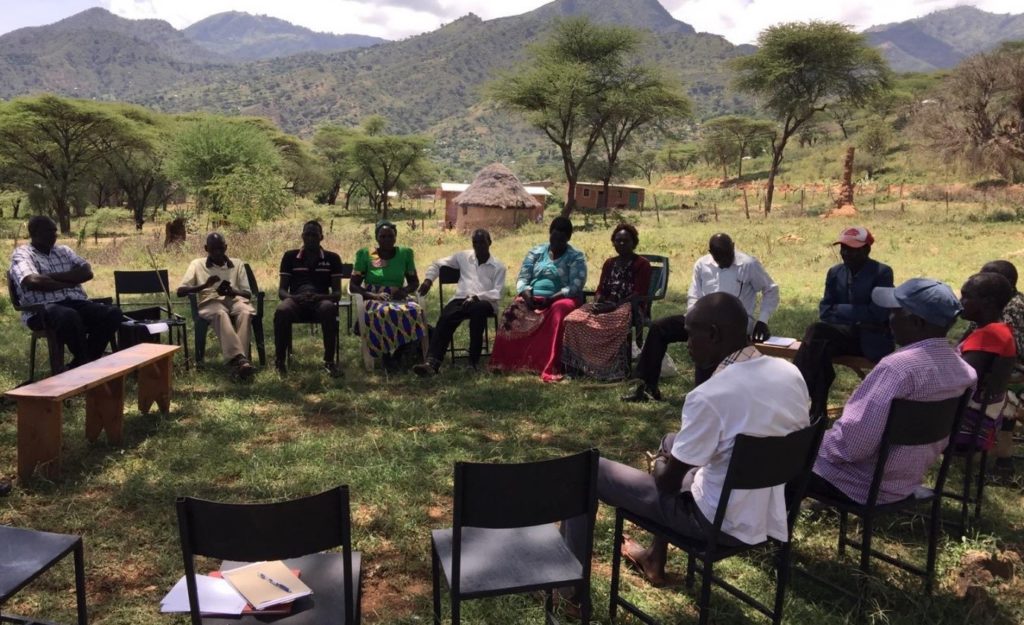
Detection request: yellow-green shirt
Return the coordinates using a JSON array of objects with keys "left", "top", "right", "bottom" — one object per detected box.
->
[{"left": 179, "top": 257, "right": 251, "bottom": 306}]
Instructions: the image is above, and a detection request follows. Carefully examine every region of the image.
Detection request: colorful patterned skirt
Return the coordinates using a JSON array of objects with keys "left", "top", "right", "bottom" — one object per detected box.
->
[
  {"left": 490, "top": 296, "right": 580, "bottom": 381},
  {"left": 361, "top": 285, "right": 426, "bottom": 359},
  {"left": 560, "top": 302, "right": 632, "bottom": 380}
]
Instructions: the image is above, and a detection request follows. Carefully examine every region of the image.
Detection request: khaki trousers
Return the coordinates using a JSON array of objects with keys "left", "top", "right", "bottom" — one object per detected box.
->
[{"left": 198, "top": 297, "right": 256, "bottom": 361}]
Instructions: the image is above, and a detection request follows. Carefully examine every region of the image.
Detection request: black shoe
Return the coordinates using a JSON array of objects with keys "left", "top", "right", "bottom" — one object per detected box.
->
[
  {"left": 621, "top": 383, "right": 651, "bottom": 403},
  {"left": 647, "top": 384, "right": 662, "bottom": 401},
  {"left": 275, "top": 360, "right": 287, "bottom": 375},
  {"left": 0, "top": 478, "right": 11, "bottom": 497},
  {"left": 412, "top": 363, "right": 436, "bottom": 377},
  {"left": 324, "top": 362, "right": 343, "bottom": 378}
]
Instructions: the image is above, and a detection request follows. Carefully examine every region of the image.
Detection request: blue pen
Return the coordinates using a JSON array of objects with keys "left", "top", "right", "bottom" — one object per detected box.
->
[{"left": 258, "top": 572, "right": 292, "bottom": 593}]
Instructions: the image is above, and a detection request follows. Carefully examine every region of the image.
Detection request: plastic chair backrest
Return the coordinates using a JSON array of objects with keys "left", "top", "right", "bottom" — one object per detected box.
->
[
  {"left": 242, "top": 263, "right": 260, "bottom": 294},
  {"left": 454, "top": 449, "right": 599, "bottom": 529},
  {"left": 640, "top": 254, "right": 669, "bottom": 302},
  {"left": 114, "top": 269, "right": 170, "bottom": 307},
  {"left": 437, "top": 266, "right": 460, "bottom": 306}
]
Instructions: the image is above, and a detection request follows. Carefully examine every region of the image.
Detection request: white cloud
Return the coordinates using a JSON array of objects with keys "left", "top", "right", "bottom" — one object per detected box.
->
[{"left": 669, "top": 0, "right": 1024, "bottom": 44}]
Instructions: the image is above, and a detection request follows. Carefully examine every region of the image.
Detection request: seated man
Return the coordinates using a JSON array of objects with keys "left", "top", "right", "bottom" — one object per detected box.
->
[
  {"left": 808, "top": 278, "right": 977, "bottom": 505},
  {"left": 413, "top": 228, "right": 506, "bottom": 376},
  {"left": 10, "top": 215, "right": 122, "bottom": 370},
  {"left": 623, "top": 232, "right": 779, "bottom": 402},
  {"left": 176, "top": 232, "right": 255, "bottom": 379},
  {"left": 565, "top": 293, "right": 809, "bottom": 586},
  {"left": 273, "top": 221, "right": 344, "bottom": 377},
  {"left": 793, "top": 226, "right": 895, "bottom": 415}
]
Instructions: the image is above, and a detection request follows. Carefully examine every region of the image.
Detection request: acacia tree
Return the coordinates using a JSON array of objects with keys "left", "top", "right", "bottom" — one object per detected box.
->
[
  {"left": 313, "top": 124, "right": 357, "bottom": 205},
  {"left": 0, "top": 95, "right": 128, "bottom": 233},
  {"left": 346, "top": 132, "right": 431, "bottom": 219},
  {"left": 489, "top": 17, "right": 646, "bottom": 217},
  {"left": 97, "top": 104, "right": 172, "bottom": 229},
  {"left": 701, "top": 116, "right": 776, "bottom": 178},
  {"left": 913, "top": 42, "right": 1024, "bottom": 182},
  {"left": 731, "top": 22, "right": 891, "bottom": 214}
]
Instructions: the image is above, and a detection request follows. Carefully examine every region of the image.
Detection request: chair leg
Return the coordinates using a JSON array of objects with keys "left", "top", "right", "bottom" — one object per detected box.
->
[
  {"left": 859, "top": 514, "right": 873, "bottom": 577},
  {"left": 961, "top": 452, "right": 974, "bottom": 536},
  {"left": 610, "top": 512, "right": 624, "bottom": 621},
  {"left": 773, "top": 542, "right": 791, "bottom": 625},
  {"left": 71, "top": 538, "right": 87, "bottom": 625},
  {"left": 579, "top": 580, "right": 592, "bottom": 625},
  {"left": 431, "top": 543, "right": 442, "bottom": 625},
  {"left": 838, "top": 511, "right": 848, "bottom": 557},
  {"left": 698, "top": 560, "right": 712, "bottom": 625},
  {"left": 926, "top": 497, "right": 942, "bottom": 595},
  {"left": 975, "top": 451, "right": 988, "bottom": 523},
  {"left": 29, "top": 336, "right": 37, "bottom": 383},
  {"left": 686, "top": 553, "right": 696, "bottom": 588}
]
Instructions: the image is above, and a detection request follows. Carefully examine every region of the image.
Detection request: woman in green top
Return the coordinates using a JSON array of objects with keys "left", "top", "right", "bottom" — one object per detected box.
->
[{"left": 350, "top": 221, "right": 427, "bottom": 368}]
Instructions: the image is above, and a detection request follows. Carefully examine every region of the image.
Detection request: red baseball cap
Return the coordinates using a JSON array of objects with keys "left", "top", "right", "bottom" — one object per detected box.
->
[{"left": 833, "top": 226, "right": 874, "bottom": 248}]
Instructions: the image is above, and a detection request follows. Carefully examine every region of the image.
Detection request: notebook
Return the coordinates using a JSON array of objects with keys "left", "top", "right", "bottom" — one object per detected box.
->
[{"left": 221, "top": 560, "right": 313, "bottom": 610}]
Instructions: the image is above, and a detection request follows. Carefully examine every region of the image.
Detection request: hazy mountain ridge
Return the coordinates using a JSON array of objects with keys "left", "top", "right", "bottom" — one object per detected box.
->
[
  {"left": 182, "top": 11, "right": 387, "bottom": 61},
  {"left": 866, "top": 6, "right": 1024, "bottom": 72}
]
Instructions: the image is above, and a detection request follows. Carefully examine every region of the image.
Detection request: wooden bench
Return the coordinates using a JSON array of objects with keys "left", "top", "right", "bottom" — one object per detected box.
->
[
  {"left": 755, "top": 340, "right": 875, "bottom": 379},
  {"left": 5, "top": 343, "right": 180, "bottom": 481}
]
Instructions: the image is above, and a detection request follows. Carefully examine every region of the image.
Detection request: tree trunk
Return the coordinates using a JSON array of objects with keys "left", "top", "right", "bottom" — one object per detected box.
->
[
  {"left": 600, "top": 177, "right": 611, "bottom": 226},
  {"left": 56, "top": 203, "right": 71, "bottom": 234},
  {"left": 837, "top": 146, "right": 856, "bottom": 207},
  {"left": 326, "top": 180, "right": 341, "bottom": 205},
  {"left": 561, "top": 179, "right": 577, "bottom": 218},
  {"left": 765, "top": 151, "right": 785, "bottom": 216}
]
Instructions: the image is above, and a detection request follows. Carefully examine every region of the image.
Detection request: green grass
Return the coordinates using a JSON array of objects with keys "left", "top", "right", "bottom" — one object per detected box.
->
[{"left": 0, "top": 199, "right": 1022, "bottom": 624}]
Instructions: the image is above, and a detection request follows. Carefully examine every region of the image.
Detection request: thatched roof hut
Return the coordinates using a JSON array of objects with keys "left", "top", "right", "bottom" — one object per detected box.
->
[{"left": 448, "top": 163, "right": 545, "bottom": 232}]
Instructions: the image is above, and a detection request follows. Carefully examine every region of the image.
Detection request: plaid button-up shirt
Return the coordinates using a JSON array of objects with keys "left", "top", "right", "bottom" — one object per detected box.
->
[
  {"left": 813, "top": 337, "right": 977, "bottom": 504},
  {"left": 10, "top": 243, "right": 90, "bottom": 324}
]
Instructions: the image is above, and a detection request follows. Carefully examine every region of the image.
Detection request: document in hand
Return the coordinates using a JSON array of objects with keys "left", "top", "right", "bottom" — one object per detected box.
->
[
  {"left": 160, "top": 574, "right": 248, "bottom": 615},
  {"left": 221, "top": 560, "right": 313, "bottom": 610},
  {"left": 761, "top": 336, "right": 797, "bottom": 348}
]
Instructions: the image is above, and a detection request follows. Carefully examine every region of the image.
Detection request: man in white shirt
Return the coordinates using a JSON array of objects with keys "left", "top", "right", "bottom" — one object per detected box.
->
[
  {"left": 414, "top": 229, "right": 506, "bottom": 375},
  {"left": 564, "top": 293, "right": 809, "bottom": 586},
  {"left": 623, "top": 232, "right": 780, "bottom": 402}
]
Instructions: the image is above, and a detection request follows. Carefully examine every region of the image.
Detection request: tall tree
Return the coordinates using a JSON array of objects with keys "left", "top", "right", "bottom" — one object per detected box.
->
[
  {"left": 346, "top": 132, "right": 431, "bottom": 219},
  {"left": 313, "top": 124, "right": 358, "bottom": 206},
  {"left": 731, "top": 22, "right": 891, "bottom": 214},
  {"left": 912, "top": 42, "right": 1024, "bottom": 182},
  {"left": 0, "top": 95, "right": 127, "bottom": 233},
  {"left": 489, "top": 17, "right": 645, "bottom": 217},
  {"left": 97, "top": 104, "right": 172, "bottom": 230}
]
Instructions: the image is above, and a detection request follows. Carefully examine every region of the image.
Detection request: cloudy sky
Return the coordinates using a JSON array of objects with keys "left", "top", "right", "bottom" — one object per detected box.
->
[{"left": 1, "top": 0, "right": 1021, "bottom": 43}]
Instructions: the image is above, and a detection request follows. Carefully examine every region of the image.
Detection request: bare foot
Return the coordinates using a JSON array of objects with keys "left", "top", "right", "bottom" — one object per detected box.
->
[{"left": 621, "top": 536, "right": 666, "bottom": 586}]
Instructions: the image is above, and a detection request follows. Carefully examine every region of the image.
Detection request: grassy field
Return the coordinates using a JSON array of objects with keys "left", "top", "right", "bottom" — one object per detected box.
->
[{"left": 0, "top": 193, "right": 1022, "bottom": 625}]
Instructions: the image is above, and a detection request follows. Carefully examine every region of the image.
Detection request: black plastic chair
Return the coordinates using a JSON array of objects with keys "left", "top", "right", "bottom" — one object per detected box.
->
[
  {"left": 114, "top": 269, "right": 190, "bottom": 367},
  {"left": 436, "top": 265, "right": 499, "bottom": 364},
  {"left": 6, "top": 269, "right": 116, "bottom": 382},
  {"left": 803, "top": 392, "right": 970, "bottom": 596},
  {"left": 431, "top": 449, "right": 600, "bottom": 624},
  {"left": 630, "top": 254, "right": 669, "bottom": 350},
  {"left": 610, "top": 419, "right": 824, "bottom": 625},
  {"left": 188, "top": 263, "right": 266, "bottom": 367},
  {"left": 946, "top": 355, "right": 1015, "bottom": 536},
  {"left": 0, "top": 524, "right": 87, "bottom": 625},
  {"left": 176, "top": 486, "right": 361, "bottom": 625}
]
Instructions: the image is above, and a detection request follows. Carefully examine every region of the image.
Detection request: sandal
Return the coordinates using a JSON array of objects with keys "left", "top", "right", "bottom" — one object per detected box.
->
[{"left": 621, "top": 536, "right": 666, "bottom": 587}]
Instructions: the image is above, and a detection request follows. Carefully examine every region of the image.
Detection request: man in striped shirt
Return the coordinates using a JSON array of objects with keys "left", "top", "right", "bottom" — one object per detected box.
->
[
  {"left": 809, "top": 278, "right": 976, "bottom": 504},
  {"left": 9, "top": 216, "right": 123, "bottom": 370}
]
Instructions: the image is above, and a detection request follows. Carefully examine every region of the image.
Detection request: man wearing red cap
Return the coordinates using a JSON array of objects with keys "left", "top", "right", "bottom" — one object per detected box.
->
[{"left": 794, "top": 226, "right": 895, "bottom": 415}]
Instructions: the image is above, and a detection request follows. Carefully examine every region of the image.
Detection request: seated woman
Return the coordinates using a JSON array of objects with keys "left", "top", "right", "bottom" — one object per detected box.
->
[
  {"left": 350, "top": 220, "right": 427, "bottom": 369},
  {"left": 561, "top": 224, "right": 651, "bottom": 380},
  {"left": 490, "top": 217, "right": 586, "bottom": 381},
  {"left": 955, "top": 272, "right": 1018, "bottom": 451}
]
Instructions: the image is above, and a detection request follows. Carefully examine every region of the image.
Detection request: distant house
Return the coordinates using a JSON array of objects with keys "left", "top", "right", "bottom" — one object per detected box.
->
[
  {"left": 443, "top": 164, "right": 547, "bottom": 232},
  {"left": 439, "top": 174, "right": 550, "bottom": 229},
  {"left": 571, "top": 182, "right": 645, "bottom": 210}
]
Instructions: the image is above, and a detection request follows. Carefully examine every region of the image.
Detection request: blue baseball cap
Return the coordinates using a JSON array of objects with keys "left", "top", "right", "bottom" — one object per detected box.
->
[{"left": 871, "top": 278, "right": 962, "bottom": 327}]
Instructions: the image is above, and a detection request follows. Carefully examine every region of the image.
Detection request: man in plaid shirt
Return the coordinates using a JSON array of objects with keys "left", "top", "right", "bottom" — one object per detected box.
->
[
  {"left": 9, "top": 216, "right": 123, "bottom": 370},
  {"left": 808, "top": 278, "right": 976, "bottom": 504}
]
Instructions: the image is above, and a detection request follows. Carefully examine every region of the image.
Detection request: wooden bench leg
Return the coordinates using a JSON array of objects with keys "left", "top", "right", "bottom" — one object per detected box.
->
[
  {"left": 85, "top": 377, "right": 125, "bottom": 444},
  {"left": 16, "top": 397, "right": 63, "bottom": 481},
  {"left": 138, "top": 356, "right": 172, "bottom": 416}
]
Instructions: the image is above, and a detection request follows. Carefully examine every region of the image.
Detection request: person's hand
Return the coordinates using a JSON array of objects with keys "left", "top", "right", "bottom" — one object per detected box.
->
[
  {"left": 216, "top": 280, "right": 233, "bottom": 296},
  {"left": 461, "top": 295, "right": 479, "bottom": 309},
  {"left": 203, "top": 275, "right": 220, "bottom": 289},
  {"left": 298, "top": 291, "right": 316, "bottom": 304},
  {"left": 751, "top": 321, "right": 771, "bottom": 343},
  {"left": 417, "top": 279, "right": 432, "bottom": 297},
  {"left": 393, "top": 287, "right": 408, "bottom": 300},
  {"left": 593, "top": 302, "right": 616, "bottom": 314}
]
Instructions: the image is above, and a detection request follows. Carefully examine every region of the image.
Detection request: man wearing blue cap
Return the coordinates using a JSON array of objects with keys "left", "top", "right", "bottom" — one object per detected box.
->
[{"left": 807, "top": 278, "right": 977, "bottom": 505}]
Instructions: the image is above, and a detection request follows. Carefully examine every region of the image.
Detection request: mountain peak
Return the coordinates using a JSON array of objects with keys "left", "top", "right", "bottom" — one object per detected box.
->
[{"left": 529, "top": 0, "right": 695, "bottom": 35}]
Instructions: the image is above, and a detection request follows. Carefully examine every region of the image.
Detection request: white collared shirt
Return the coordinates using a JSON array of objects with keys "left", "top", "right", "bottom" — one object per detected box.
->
[
  {"left": 687, "top": 251, "right": 780, "bottom": 332},
  {"left": 424, "top": 250, "right": 506, "bottom": 313}
]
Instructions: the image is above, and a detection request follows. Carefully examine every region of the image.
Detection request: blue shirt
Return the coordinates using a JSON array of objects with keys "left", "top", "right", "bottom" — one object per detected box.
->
[
  {"left": 818, "top": 258, "right": 895, "bottom": 361},
  {"left": 515, "top": 243, "right": 587, "bottom": 299}
]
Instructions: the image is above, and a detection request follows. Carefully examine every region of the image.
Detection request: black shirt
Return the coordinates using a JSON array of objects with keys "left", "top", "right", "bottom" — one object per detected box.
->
[{"left": 279, "top": 248, "right": 344, "bottom": 294}]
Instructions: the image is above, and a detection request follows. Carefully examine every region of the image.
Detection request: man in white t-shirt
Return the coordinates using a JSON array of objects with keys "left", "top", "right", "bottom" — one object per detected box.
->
[{"left": 564, "top": 292, "right": 809, "bottom": 586}]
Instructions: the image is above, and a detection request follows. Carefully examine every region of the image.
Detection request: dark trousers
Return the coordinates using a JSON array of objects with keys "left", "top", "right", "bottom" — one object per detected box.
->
[
  {"left": 27, "top": 299, "right": 123, "bottom": 366},
  {"left": 273, "top": 298, "right": 338, "bottom": 364},
  {"left": 793, "top": 322, "right": 862, "bottom": 416},
  {"left": 427, "top": 299, "right": 494, "bottom": 366},
  {"left": 633, "top": 314, "right": 714, "bottom": 389}
]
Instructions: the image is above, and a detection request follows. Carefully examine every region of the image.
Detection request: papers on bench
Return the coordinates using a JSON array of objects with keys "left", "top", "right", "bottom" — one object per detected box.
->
[
  {"left": 160, "top": 575, "right": 248, "bottom": 615},
  {"left": 121, "top": 318, "right": 169, "bottom": 335},
  {"left": 761, "top": 336, "right": 797, "bottom": 348}
]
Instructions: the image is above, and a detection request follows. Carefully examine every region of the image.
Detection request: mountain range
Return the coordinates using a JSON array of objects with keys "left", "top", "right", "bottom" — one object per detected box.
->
[{"left": 1, "top": 1, "right": 1023, "bottom": 174}]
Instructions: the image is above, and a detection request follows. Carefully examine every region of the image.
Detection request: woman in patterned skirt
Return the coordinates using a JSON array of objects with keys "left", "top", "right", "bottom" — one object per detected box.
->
[
  {"left": 350, "top": 220, "right": 427, "bottom": 369},
  {"left": 561, "top": 223, "right": 651, "bottom": 380}
]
